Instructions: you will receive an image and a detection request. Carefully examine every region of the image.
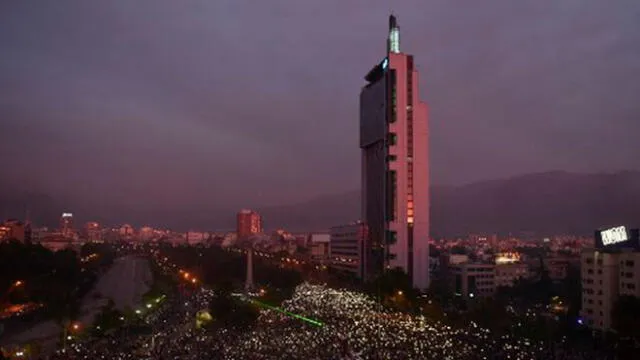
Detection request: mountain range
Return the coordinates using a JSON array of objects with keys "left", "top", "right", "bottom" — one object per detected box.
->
[
  {"left": 258, "top": 171, "right": 640, "bottom": 236},
  {"left": 1, "top": 171, "right": 639, "bottom": 236}
]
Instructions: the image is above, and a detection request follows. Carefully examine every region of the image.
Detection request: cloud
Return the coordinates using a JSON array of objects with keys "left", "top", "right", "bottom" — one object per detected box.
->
[{"left": 1, "top": 0, "right": 638, "bottom": 225}]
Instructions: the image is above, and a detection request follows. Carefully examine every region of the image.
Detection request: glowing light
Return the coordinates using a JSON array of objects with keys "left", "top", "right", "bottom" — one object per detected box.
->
[
  {"left": 601, "top": 226, "right": 628, "bottom": 246},
  {"left": 389, "top": 28, "right": 400, "bottom": 53},
  {"left": 253, "top": 299, "right": 324, "bottom": 327}
]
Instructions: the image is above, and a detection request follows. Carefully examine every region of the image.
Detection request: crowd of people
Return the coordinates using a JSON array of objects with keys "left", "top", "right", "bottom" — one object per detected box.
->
[
  {"left": 46, "top": 281, "right": 614, "bottom": 359},
  {"left": 215, "top": 283, "right": 545, "bottom": 359}
]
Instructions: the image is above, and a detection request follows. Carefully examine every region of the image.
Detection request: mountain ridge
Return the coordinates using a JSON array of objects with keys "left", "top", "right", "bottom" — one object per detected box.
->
[{"left": 1, "top": 170, "right": 638, "bottom": 236}]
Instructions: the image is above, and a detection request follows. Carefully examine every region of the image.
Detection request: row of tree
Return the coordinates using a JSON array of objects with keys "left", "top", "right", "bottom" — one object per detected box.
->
[{"left": 0, "top": 240, "right": 115, "bottom": 334}]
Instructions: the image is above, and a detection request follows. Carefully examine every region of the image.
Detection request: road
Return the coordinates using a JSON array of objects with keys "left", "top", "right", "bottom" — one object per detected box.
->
[
  {"left": 92, "top": 256, "right": 152, "bottom": 311},
  {"left": 1, "top": 256, "right": 153, "bottom": 356}
]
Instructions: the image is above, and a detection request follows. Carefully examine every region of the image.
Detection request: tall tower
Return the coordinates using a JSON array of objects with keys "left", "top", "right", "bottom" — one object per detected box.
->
[
  {"left": 360, "top": 15, "right": 430, "bottom": 290},
  {"left": 245, "top": 248, "right": 254, "bottom": 292},
  {"left": 60, "top": 212, "right": 74, "bottom": 238},
  {"left": 236, "top": 209, "right": 263, "bottom": 240}
]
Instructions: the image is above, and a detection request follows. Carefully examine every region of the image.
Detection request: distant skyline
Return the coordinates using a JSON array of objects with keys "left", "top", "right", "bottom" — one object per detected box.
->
[{"left": 1, "top": 1, "right": 639, "bottom": 214}]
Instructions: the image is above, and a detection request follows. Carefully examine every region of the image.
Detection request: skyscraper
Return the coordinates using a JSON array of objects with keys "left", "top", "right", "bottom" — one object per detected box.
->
[
  {"left": 85, "top": 222, "right": 101, "bottom": 242},
  {"left": 360, "top": 15, "right": 430, "bottom": 290},
  {"left": 60, "top": 212, "right": 74, "bottom": 238},
  {"left": 237, "top": 209, "right": 263, "bottom": 240}
]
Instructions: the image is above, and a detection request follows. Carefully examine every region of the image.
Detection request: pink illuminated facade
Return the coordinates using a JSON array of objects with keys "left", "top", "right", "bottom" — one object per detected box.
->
[
  {"left": 237, "top": 209, "right": 263, "bottom": 240},
  {"left": 360, "top": 15, "right": 430, "bottom": 290}
]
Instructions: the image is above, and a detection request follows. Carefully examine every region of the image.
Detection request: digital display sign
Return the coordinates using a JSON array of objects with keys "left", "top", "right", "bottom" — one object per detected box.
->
[
  {"left": 595, "top": 226, "right": 639, "bottom": 250},
  {"left": 600, "top": 226, "right": 628, "bottom": 246}
]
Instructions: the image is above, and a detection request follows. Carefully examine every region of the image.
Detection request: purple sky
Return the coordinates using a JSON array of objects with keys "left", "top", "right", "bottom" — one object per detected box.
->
[{"left": 1, "top": 0, "right": 639, "bottom": 213}]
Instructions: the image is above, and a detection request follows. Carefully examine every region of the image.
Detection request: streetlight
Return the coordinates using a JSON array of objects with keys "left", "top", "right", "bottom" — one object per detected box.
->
[
  {"left": 14, "top": 280, "right": 23, "bottom": 287},
  {"left": 397, "top": 290, "right": 403, "bottom": 296}
]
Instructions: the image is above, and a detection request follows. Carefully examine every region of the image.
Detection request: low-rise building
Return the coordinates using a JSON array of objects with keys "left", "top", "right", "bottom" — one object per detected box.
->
[
  {"left": 0, "top": 219, "right": 25, "bottom": 242},
  {"left": 309, "top": 233, "right": 330, "bottom": 264},
  {"left": 329, "top": 222, "right": 367, "bottom": 279},
  {"left": 495, "top": 263, "right": 529, "bottom": 288},
  {"left": 450, "top": 263, "right": 495, "bottom": 298},
  {"left": 85, "top": 222, "right": 101, "bottom": 242}
]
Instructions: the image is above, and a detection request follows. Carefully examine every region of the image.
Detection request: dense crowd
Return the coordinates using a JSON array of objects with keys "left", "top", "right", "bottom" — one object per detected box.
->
[
  {"left": 216, "top": 283, "right": 539, "bottom": 359},
  {"left": 47, "top": 283, "right": 614, "bottom": 360}
]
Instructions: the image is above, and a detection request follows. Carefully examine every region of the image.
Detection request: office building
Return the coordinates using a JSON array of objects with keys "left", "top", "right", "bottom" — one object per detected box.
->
[
  {"left": 119, "top": 224, "right": 135, "bottom": 241},
  {"left": 450, "top": 263, "right": 496, "bottom": 298},
  {"left": 495, "top": 263, "right": 529, "bottom": 288},
  {"left": 329, "top": 222, "right": 367, "bottom": 278},
  {"left": 85, "top": 222, "right": 101, "bottom": 242},
  {"left": 580, "top": 226, "right": 640, "bottom": 331},
  {"left": 60, "top": 212, "right": 74, "bottom": 238},
  {"left": 0, "top": 219, "right": 25, "bottom": 242},
  {"left": 308, "top": 233, "right": 331, "bottom": 264},
  {"left": 237, "top": 209, "right": 263, "bottom": 240},
  {"left": 360, "top": 15, "right": 429, "bottom": 290}
]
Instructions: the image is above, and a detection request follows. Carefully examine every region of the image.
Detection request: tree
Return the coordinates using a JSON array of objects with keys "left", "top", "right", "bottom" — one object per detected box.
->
[
  {"left": 365, "top": 267, "right": 418, "bottom": 311},
  {"left": 208, "top": 292, "right": 259, "bottom": 330},
  {"left": 426, "top": 275, "right": 453, "bottom": 304},
  {"left": 91, "top": 302, "right": 123, "bottom": 336}
]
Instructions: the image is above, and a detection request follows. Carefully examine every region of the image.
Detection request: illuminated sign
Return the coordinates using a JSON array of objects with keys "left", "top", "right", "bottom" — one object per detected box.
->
[
  {"left": 600, "top": 226, "right": 628, "bottom": 246},
  {"left": 62, "top": 213, "right": 73, "bottom": 218}
]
